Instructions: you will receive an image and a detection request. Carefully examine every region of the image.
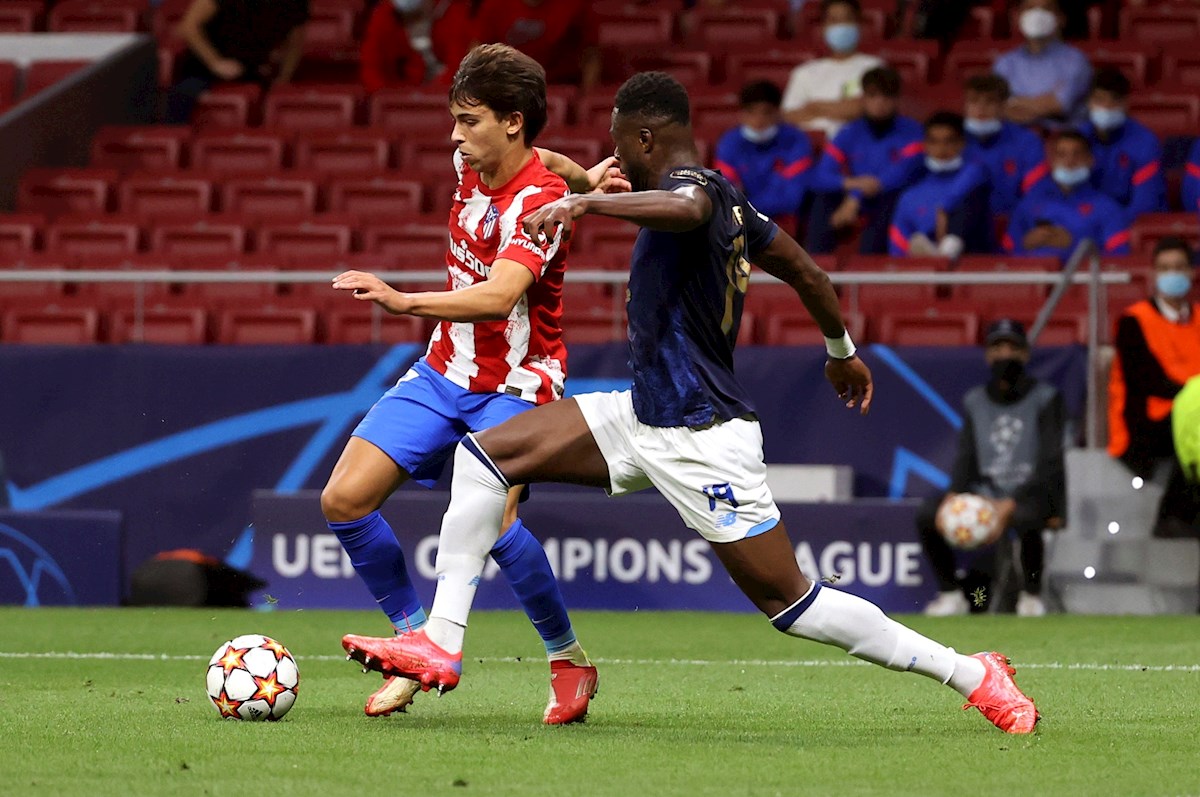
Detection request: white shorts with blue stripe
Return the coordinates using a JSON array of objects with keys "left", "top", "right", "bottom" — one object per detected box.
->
[{"left": 573, "top": 390, "right": 781, "bottom": 544}]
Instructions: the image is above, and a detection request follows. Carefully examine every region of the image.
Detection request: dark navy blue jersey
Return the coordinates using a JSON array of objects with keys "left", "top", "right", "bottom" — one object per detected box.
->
[{"left": 626, "top": 167, "right": 779, "bottom": 428}]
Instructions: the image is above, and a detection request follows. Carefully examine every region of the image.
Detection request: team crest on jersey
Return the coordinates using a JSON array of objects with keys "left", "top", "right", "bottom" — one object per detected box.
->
[
  {"left": 670, "top": 168, "right": 708, "bottom": 185},
  {"left": 482, "top": 204, "right": 499, "bottom": 239}
]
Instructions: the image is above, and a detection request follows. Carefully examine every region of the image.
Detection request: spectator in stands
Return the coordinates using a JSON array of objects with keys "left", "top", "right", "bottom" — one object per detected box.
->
[
  {"left": 1079, "top": 68, "right": 1166, "bottom": 217},
  {"left": 472, "top": 0, "right": 600, "bottom": 90},
  {"left": 805, "top": 66, "right": 923, "bottom": 254},
  {"left": 918, "top": 319, "right": 1066, "bottom": 617},
  {"left": 888, "top": 112, "right": 992, "bottom": 258},
  {"left": 781, "top": 0, "right": 882, "bottom": 138},
  {"left": 359, "top": 0, "right": 475, "bottom": 93},
  {"left": 962, "top": 74, "right": 1047, "bottom": 216},
  {"left": 1183, "top": 138, "right": 1200, "bottom": 215},
  {"left": 1109, "top": 237, "right": 1200, "bottom": 538},
  {"left": 1004, "top": 131, "right": 1130, "bottom": 260},
  {"left": 714, "top": 80, "right": 813, "bottom": 233},
  {"left": 994, "top": 0, "right": 1092, "bottom": 127},
  {"left": 168, "top": 0, "right": 309, "bottom": 124}
]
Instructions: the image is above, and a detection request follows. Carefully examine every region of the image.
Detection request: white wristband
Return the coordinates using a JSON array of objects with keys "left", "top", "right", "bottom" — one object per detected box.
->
[{"left": 825, "top": 330, "right": 857, "bottom": 360}]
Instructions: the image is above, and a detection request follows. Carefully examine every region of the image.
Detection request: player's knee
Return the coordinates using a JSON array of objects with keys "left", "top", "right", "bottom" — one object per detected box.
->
[{"left": 320, "top": 483, "right": 371, "bottom": 523}]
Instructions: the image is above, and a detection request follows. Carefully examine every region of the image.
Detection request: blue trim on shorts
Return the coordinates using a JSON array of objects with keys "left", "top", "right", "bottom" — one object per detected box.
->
[{"left": 745, "top": 516, "right": 780, "bottom": 538}]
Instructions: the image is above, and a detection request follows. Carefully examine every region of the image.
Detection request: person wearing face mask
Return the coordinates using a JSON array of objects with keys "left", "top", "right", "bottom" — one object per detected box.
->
[
  {"left": 1003, "top": 131, "right": 1130, "bottom": 261},
  {"left": 961, "top": 75, "right": 1048, "bottom": 216},
  {"left": 360, "top": 0, "right": 475, "bottom": 93},
  {"left": 1109, "top": 237, "right": 1200, "bottom": 539},
  {"left": 167, "top": 0, "right": 310, "bottom": 124},
  {"left": 889, "top": 112, "right": 992, "bottom": 258},
  {"left": 1078, "top": 68, "right": 1166, "bottom": 217},
  {"left": 805, "top": 66, "right": 923, "bottom": 254},
  {"left": 714, "top": 80, "right": 813, "bottom": 232},
  {"left": 917, "top": 319, "right": 1066, "bottom": 617},
  {"left": 994, "top": 0, "right": 1092, "bottom": 127},
  {"left": 781, "top": 0, "right": 883, "bottom": 138}
]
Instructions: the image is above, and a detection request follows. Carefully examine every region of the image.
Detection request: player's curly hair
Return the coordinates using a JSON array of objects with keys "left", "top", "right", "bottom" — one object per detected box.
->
[
  {"left": 450, "top": 44, "right": 548, "bottom": 144},
  {"left": 614, "top": 72, "right": 691, "bottom": 126}
]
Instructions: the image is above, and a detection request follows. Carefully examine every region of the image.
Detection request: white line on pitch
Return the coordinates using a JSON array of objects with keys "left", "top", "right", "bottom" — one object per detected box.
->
[{"left": 1, "top": 650, "right": 1198, "bottom": 672}]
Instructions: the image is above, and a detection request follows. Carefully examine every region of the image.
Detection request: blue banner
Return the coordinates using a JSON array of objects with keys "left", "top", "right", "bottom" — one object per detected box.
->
[
  {"left": 0, "top": 344, "right": 1086, "bottom": 600},
  {"left": 0, "top": 510, "right": 123, "bottom": 606}
]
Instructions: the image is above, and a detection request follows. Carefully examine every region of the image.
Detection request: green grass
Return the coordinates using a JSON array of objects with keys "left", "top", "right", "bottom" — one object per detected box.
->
[{"left": 2, "top": 608, "right": 1198, "bottom": 797}]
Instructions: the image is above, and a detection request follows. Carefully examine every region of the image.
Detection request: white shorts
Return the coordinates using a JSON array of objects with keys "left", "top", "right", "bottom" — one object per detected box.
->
[{"left": 573, "top": 390, "right": 781, "bottom": 544}]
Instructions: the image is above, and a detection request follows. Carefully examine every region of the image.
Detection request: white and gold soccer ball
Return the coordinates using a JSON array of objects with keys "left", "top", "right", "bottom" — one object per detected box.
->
[
  {"left": 936, "top": 493, "right": 1000, "bottom": 550},
  {"left": 206, "top": 635, "right": 300, "bottom": 721}
]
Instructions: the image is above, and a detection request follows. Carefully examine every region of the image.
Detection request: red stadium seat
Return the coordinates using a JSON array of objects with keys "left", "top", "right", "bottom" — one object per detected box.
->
[
  {"left": 49, "top": 1, "right": 141, "bottom": 32},
  {"left": 158, "top": 44, "right": 180, "bottom": 87},
  {"left": 368, "top": 90, "right": 453, "bottom": 133},
  {"left": 878, "top": 311, "right": 980, "bottom": 346},
  {"left": 1161, "top": 45, "right": 1200, "bottom": 89},
  {"left": 690, "top": 91, "right": 741, "bottom": 135},
  {"left": 152, "top": 219, "right": 247, "bottom": 257},
  {"left": 724, "top": 50, "right": 813, "bottom": 91},
  {"left": 0, "top": 61, "right": 18, "bottom": 106},
  {"left": 294, "top": 131, "right": 391, "bottom": 174},
  {"left": 119, "top": 175, "right": 214, "bottom": 218},
  {"left": 1130, "top": 213, "right": 1200, "bottom": 254},
  {"left": 838, "top": 255, "right": 951, "bottom": 273},
  {"left": 110, "top": 305, "right": 208, "bottom": 344},
  {"left": 530, "top": 136, "right": 603, "bottom": 171},
  {"left": 362, "top": 222, "right": 448, "bottom": 264},
  {"left": 220, "top": 176, "right": 319, "bottom": 218},
  {"left": 262, "top": 85, "right": 360, "bottom": 130},
  {"left": 0, "top": 254, "right": 68, "bottom": 303},
  {"left": 950, "top": 255, "right": 1059, "bottom": 306},
  {"left": 18, "top": 168, "right": 115, "bottom": 216},
  {"left": 152, "top": 0, "right": 190, "bottom": 39},
  {"left": 326, "top": 307, "right": 427, "bottom": 344},
  {"left": 0, "top": 5, "right": 37, "bottom": 33},
  {"left": 45, "top": 217, "right": 140, "bottom": 258},
  {"left": 693, "top": 8, "right": 779, "bottom": 45},
  {"left": 561, "top": 290, "right": 626, "bottom": 344},
  {"left": 396, "top": 136, "right": 457, "bottom": 174},
  {"left": 0, "top": 214, "right": 42, "bottom": 255},
  {"left": 190, "top": 131, "right": 286, "bottom": 173},
  {"left": 257, "top": 220, "right": 353, "bottom": 257},
  {"left": 2, "top": 305, "right": 99, "bottom": 343},
  {"left": 303, "top": 4, "right": 356, "bottom": 55},
  {"left": 1027, "top": 313, "right": 1087, "bottom": 346},
  {"left": 596, "top": 9, "right": 672, "bottom": 47},
  {"left": 877, "top": 43, "right": 936, "bottom": 88},
  {"left": 943, "top": 47, "right": 1007, "bottom": 83},
  {"left": 1126, "top": 92, "right": 1200, "bottom": 138},
  {"left": 24, "top": 60, "right": 89, "bottom": 96},
  {"left": 1077, "top": 43, "right": 1151, "bottom": 90},
  {"left": 91, "top": 126, "right": 189, "bottom": 172},
  {"left": 217, "top": 306, "right": 318, "bottom": 344},
  {"left": 327, "top": 178, "right": 423, "bottom": 219},
  {"left": 763, "top": 312, "right": 866, "bottom": 346},
  {"left": 574, "top": 218, "right": 637, "bottom": 270},
  {"left": 1120, "top": 6, "right": 1200, "bottom": 44},
  {"left": 617, "top": 52, "right": 713, "bottom": 86},
  {"left": 192, "top": 84, "right": 261, "bottom": 128}
]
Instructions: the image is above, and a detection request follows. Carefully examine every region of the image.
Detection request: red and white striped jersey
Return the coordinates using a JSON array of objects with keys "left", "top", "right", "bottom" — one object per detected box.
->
[{"left": 424, "top": 149, "right": 570, "bottom": 404}]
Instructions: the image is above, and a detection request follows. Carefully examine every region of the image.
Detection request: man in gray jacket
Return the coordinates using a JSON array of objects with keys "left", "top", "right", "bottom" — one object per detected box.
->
[{"left": 918, "top": 319, "right": 1066, "bottom": 617}]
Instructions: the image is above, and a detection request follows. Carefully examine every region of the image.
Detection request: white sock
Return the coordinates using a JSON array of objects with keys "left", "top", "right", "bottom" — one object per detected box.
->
[
  {"left": 773, "top": 584, "right": 985, "bottom": 697},
  {"left": 547, "top": 640, "right": 590, "bottom": 666},
  {"left": 426, "top": 436, "right": 511, "bottom": 654}
]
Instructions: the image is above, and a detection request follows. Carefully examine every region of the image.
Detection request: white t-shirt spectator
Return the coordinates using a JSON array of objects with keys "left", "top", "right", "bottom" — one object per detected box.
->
[{"left": 781, "top": 53, "right": 882, "bottom": 138}]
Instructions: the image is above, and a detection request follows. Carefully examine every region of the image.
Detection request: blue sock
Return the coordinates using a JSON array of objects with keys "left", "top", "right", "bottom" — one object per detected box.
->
[
  {"left": 329, "top": 511, "right": 427, "bottom": 633},
  {"left": 491, "top": 519, "right": 577, "bottom": 655}
]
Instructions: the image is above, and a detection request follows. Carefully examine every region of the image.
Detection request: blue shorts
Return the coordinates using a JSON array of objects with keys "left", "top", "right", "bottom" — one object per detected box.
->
[{"left": 352, "top": 359, "right": 535, "bottom": 488}]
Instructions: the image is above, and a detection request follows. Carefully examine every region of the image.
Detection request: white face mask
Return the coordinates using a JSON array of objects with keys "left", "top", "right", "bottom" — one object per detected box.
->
[
  {"left": 925, "top": 155, "right": 963, "bottom": 173},
  {"left": 391, "top": 0, "right": 423, "bottom": 12},
  {"left": 740, "top": 125, "right": 779, "bottom": 144},
  {"left": 1019, "top": 7, "right": 1057, "bottom": 39},
  {"left": 964, "top": 117, "right": 1002, "bottom": 137}
]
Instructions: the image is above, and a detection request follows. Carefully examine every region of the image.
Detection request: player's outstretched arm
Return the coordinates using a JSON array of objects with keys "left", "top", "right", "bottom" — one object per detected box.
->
[
  {"left": 332, "top": 261, "right": 535, "bottom": 322},
  {"left": 752, "top": 229, "right": 873, "bottom": 414},
  {"left": 536, "top": 151, "right": 630, "bottom": 195},
  {"left": 524, "top": 185, "right": 712, "bottom": 244}
]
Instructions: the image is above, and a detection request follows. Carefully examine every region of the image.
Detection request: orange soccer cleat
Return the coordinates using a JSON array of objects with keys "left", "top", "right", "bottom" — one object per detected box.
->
[
  {"left": 543, "top": 659, "right": 599, "bottom": 725},
  {"left": 343, "top": 630, "right": 462, "bottom": 695},
  {"left": 963, "top": 651, "right": 1040, "bottom": 734}
]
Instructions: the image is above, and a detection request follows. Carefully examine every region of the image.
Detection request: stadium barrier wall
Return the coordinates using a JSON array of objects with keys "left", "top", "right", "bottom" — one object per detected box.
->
[
  {"left": 0, "top": 344, "right": 1087, "bottom": 607},
  {"left": 0, "top": 509, "right": 122, "bottom": 606}
]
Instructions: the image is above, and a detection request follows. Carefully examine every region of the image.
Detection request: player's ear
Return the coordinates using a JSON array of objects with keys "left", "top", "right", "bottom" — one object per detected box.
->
[
  {"left": 639, "top": 128, "right": 653, "bottom": 153},
  {"left": 505, "top": 111, "right": 524, "bottom": 140}
]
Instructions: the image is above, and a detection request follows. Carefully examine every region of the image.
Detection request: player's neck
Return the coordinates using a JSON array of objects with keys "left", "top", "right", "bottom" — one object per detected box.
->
[
  {"left": 479, "top": 147, "right": 534, "bottom": 190},
  {"left": 651, "top": 147, "right": 703, "bottom": 185}
]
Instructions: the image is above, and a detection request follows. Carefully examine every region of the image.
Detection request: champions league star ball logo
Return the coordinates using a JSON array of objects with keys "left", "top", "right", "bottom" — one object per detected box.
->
[{"left": 0, "top": 523, "right": 76, "bottom": 606}]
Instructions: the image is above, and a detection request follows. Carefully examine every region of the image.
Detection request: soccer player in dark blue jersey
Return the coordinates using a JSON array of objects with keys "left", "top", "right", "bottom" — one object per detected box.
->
[{"left": 343, "top": 72, "right": 1039, "bottom": 734}]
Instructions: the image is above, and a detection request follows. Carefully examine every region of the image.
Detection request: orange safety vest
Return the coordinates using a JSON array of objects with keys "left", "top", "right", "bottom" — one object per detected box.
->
[{"left": 1108, "top": 299, "right": 1200, "bottom": 458}]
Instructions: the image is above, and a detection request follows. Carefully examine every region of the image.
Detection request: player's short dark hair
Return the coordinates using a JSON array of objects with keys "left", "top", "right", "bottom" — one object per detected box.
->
[
  {"left": 1154, "top": 236, "right": 1195, "bottom": 265},
  {"left": 1090, "top": 67, "right": 1131, "bottom": 100},
  {"left": 822, "top": 0, "right": 861, "bottom": 19},
  {"left": 964, "top": 74, "right": 1011, "bottom": 102},
  {"left": 614, "top": 71, "right": 691, "bottom": 126},
  {"left": 1055, "top": 129, "right": 1090, "bottom": 152},
  {"left": 861, "top": 66, "right": 901, "bottom": 97},
  {"left": 925, "top": 110, "right": 965, "bottom": 138},
  {"left": 450, "top": 43, "right": 548, "bottom": 145},
  {"left": 739, "top": 80, "right": 782, "bottom": 108}
]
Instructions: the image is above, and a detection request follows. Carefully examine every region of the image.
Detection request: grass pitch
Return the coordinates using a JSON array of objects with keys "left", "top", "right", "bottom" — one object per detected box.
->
[{"left": 1, "top": 608, "right": 1198, "bottom": 797}]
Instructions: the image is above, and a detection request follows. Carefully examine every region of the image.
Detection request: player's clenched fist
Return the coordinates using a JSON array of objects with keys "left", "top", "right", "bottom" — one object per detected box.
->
[
  {"left": 331, "top": 270, "right": 411, "bottom": 315},
  {"left": 522, "top": 195, "right": 588, "bottom": 245},
  {"left": 825, "top": 355, "right": 874, "bottom": 415}
]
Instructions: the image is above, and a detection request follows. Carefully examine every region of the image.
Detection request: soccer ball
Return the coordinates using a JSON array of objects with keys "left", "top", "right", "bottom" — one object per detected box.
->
[
  {"left": 936, "top": 493, "right": 1000, "bottom": 550},
  {"left": 205, "top": 634, "right": 299, "bottom": 721}
]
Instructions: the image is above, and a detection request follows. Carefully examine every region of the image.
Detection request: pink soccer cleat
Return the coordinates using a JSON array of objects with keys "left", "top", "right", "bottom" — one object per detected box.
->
[
  {"left": 363, "top": 675, "right": 421, "bottom": 717},
  {"left": 963, "top": 651, "right": 1040, "bottom": 734},
  {"left": 543, "top": 659, "right": 599, "bottom": 725},
  {"left": 342, "top": 630, "right": 462, "bottom": 695}
]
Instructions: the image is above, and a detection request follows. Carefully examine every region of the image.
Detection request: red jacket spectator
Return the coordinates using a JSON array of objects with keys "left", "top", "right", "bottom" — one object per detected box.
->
[
  {"left": 359, "top": 0, "right": 474, "bottom": 93},
  {"left": 472, "top": 0, "right": 598, "bottom": 87}
]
